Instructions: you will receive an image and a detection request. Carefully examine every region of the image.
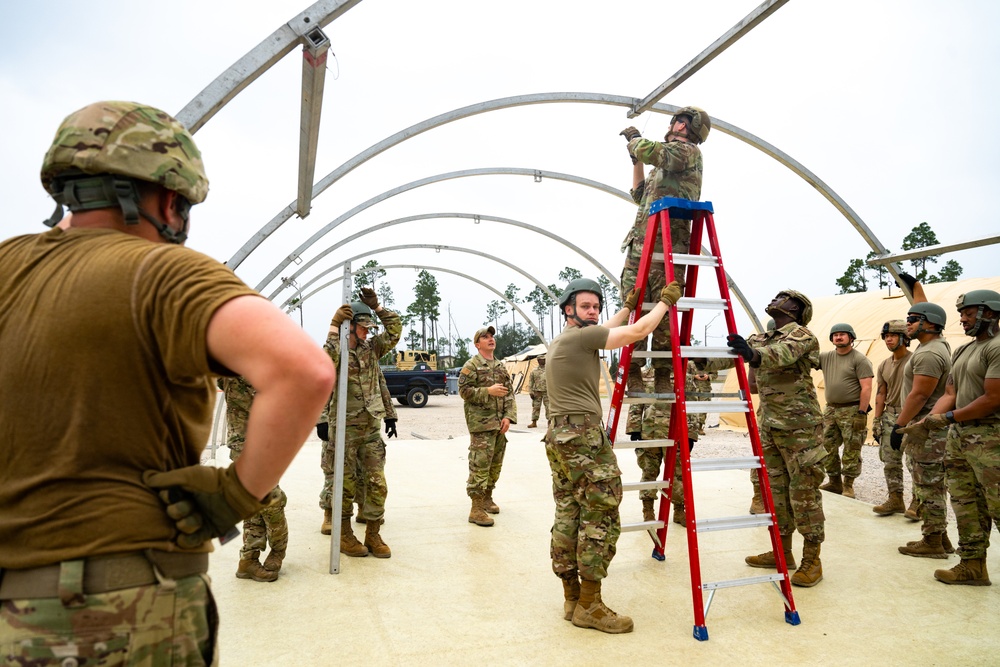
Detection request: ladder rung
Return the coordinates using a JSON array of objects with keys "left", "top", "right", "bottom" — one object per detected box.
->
[
  {"left": 622, "top": 396, "right": 675, "bottom": 405},
  {"left": 614, "top": 438, "right": 674, "bottom": 450},
  {"left": 621, "top": 520, "right": 664, "bottom": 532},
  {"left": 622, "top": 480, "right": 672, "bottom": 492},
  {"left": 630, "top": 351, "right": 673, "bottom": 358},
  {"left": 683, "top": 346, "right": 736, "bottom": 358},
  {"left": 640, "top": 297, "right": 728, "bottom": 312},
  {"left": 701, "top": 573, "right": 786, "bottom": 591},
  {"left": 649, "top": 252, "right": 719, "bottom": 268},
  {"left": 695, "top": 514, "right": 774, "bottom": 532},
  {"left": 691, "top": 456, "right": 761, "bottom": 472},
  {"left": 686, "top": 401, "right": 749, "bottom": 413}
]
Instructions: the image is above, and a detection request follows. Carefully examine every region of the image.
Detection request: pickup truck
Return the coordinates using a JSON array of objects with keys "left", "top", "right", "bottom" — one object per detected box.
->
[{"left": 381, "top": 362, "right": 448, "bottom": 408}]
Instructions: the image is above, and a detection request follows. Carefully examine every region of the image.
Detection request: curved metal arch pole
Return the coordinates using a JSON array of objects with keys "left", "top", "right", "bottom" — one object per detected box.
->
[
  {"left": 176, "top": 0, "right": 361, "bottom": 133},
  {"left": 299, "top": 264, "right": 545, "bottom": 343},
  {"left": 229, "top": 93, "right": 896, "bottom": 294},
  {"left": 281, "top": 244, "right": 556, "bottom": 319},
  {"left": 254, "top": 168, "right": 631, "bottom": 292},
  {"left": 274, "top": 212, "right": 617, "bottom": 306}
]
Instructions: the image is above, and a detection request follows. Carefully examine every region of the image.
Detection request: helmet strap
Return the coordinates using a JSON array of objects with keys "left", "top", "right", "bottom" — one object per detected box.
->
[{"left": 136, "top": 204, "right": 187, "bottom": 245}]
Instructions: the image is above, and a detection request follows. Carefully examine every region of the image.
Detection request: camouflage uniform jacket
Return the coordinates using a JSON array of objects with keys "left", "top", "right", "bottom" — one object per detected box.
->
[
  {"left": 218, "top": 375, "right": 253, "bottom": 452},
  {"left": 528, "top": 366, "right": 546, "bottom": 394},
  {"left": 324, "top": 308, "right": 402, "bottom": 428},
  {"left": 705, "top": 322, "right": 821, "bottom": 430},
  {"left": 621, "top": 137, "right": 703, "bottom": 251},
  {"left": 318, "top": 363, "right": 396, "bottom": 426},
  {"left": 459, "top": 354, "right": 516, "bottom": 433}
]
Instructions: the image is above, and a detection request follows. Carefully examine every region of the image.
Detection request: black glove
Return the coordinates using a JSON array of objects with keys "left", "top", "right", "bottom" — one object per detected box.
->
[
  {"left": 890, "top": 424, "right": 904, "bottom": 451},
  {"left": 384, "top": 418, "right": 397, "bottom": 439},
  {"left": 143, "top": 465, "right": 270, "bottom": 549},
  {"left": 727, "top": 334, "right": 755, "bottom": 363},
  {"left": 688, "top": 438, "right": 696, "bottom": 452},
  {"left": 359, "top": 287, "right": 379, "bottom": 310},
  {"left": 896, "top": 272, "right": 918, "bottom": 293},
  {"left": 629, "top": 432, "right": 642, "bottom": 442},
  {"left": 316, "top": 422, "right": 329, "bottom": 442}
]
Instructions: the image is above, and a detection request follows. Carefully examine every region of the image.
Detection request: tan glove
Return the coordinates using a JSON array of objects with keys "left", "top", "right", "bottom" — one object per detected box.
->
[
  {"left": 899, "top": 420, "right": 930, "bottom": 449},
  {"left": 359, "top": 287, "right": 379, "bottom": 310},
  {"left": 921, "top": 413, "right": 950, "bottom": 430},
  {"left": 331, "top": 304, "right": 354, "bottom": 329},
  {"left": 623, "top": 288, "right": 640, "bottom": 312},
  {"left": 659, "top": 281, "right": 682, "bottom": 306},
  {"left": 143, "top": 465, "right": 271, "bottom": 549},
  {"left": 871, "top": 418, "right": 883, "bottom": 443}
]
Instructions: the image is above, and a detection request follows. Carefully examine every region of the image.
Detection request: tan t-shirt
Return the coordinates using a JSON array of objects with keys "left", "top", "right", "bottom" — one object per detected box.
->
[
  {"left": 952, "top": 336, "right": 1000, "bottom": 415},
  {"left": 819, "top": 348, "right": 874, "bottom": 405},
  {"left": 0, "top": 228, "right": 259, "bottom": 568},
  {"left": 545, "top": 324, "right": 610, "bottom": 420},
  {"left": 877, "top": 350, "right": 912, "bottom": 408},
  {"left": 902, "top": 337, "right": 952, "bottom": 421}
]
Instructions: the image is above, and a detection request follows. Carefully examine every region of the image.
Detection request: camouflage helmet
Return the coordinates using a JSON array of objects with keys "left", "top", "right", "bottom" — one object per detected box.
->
[
  {"left": 908, "top": 302, "right": 947, "bottom": 329},
  {"left": 672, "top": 106, "right": 711, "bottom": 144},
  {"left": 771, "top": 289, "right": 813, "bottom": 325},
  {"left": 765, "top": 318, "right": 776, "bottom": 332},
  {"left": 558, "top": 278, "right": 604, "bottom": 311},
  {"left": 829, "top": 322, "right": 857, "bottom": 341},
  {"left": 349, "top": 302, "right": 377, "bottom": 328},
  {"left": 956, "top": 290, "right": 1000, "bottom": 313},
  {"left": 40, "top": 101, "right": 209, "bottom": 205},
  {"left": 880, "top": 320, "right": 908, "bottom": 338}
]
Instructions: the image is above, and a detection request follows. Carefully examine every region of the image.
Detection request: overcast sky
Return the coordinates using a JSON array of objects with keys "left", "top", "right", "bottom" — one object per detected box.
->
[{"left": 2, "top": 0, "right": 998, "bottom": 354}]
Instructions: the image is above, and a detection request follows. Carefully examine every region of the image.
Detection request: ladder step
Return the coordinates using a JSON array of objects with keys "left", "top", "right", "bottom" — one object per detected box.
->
[
  {"left": 621, "top": 520, "right": 664, "bottom": 532},
  {"left": 630, "top": 346, "right": 735, "bottom": 359},
  {"left": 614, "top": 438, "right": 674, "bottom": 450},
  {"left": 695, "top": 514, "right": 774, "bottom": 533},
  {"left": 641, "top": 298, "right": 728, "bottom": 312},
  {"left": 686, "top": 401, "right": 749, "bottom": 413},
  {"left": 649, "top": 252, "right": 719, "bottom": 268},
  {"left": 701, "top": 573, "right": 786, "bottom": 591},
  {"left": 622, "top": 480, "right": 672, "bottom": 492},
  {"left": 622, "top": 396, "right": 675, "bottom": 405},
  {"left": 691, "top": 456, "right": 761, "bottom": 472}
]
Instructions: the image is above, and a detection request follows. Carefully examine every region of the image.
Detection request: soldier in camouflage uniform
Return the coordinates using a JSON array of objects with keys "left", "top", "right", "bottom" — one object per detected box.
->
[
  {"left": 747, "top": 321, "right": 774, "bottom": 514},
  {"left": 324, "top": 290, "right": 401, "bottom": 558},
  {"left": 219, "top": 376, "right": 288, "bottom": 582},
  {"left": 871, "top": 320, "right": 914, "bottom": 515},
  {"left": 691, "top": 360, "right": 717, "bottom": 436},
  {"left": 818, "top": 323, "right": 874, "bottom": 499},
  {"left": 906, "top": 290, "right": 1000, "bottom": 585},
  {"left": 528, "top": 355, "right": 549, "bottom": 428},
  {"left": 701, "top": 290, "right": 826, "bottom": 587},
  {"left": 0, "top": 101, "right": 333, "bottom": 664},
  {"left": 891, "top": 303, "right": 953, "bottom": 558},
  {"left": 618, "top": 107, "right": 708, "bottom": 439},
  {"left": 546, "top": 277, "right": 681, "bottom": 634},
  {"left": 459, "top": 325, "right": 517, "bottom": 526},
  {"left": 318, "top": 367, "right": 397, "bottom": 532}
]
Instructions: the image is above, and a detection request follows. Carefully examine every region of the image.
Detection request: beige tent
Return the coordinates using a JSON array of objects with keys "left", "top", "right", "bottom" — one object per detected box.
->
[{"left": 719, "top": 277, "right": 1000, "bottom": 429}]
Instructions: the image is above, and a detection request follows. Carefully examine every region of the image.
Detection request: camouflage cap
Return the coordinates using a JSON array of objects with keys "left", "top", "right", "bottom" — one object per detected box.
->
[
  {"left": 474, "top": 325, "right": 496, "bottom": 343},
  {"left": 40, "top": 101, "right": 208, "bottom": 204}
]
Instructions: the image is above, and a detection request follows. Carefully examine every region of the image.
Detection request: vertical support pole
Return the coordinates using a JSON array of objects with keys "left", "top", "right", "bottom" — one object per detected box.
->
[{"left": 329, "top": 261, "right": 352, "bottom": 573}]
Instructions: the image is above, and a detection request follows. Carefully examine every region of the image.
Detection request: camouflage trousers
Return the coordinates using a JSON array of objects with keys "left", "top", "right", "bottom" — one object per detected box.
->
[
  {"left": 877, "top": 407, "right": 905, "bottom": 495},
  {"left": 467, "top": 429, "right": 507, "bottom": 497},
  {"left": 319, "top": 439, "right": 368, "bottom": 512},
  {"left": 944, "top": 422, "right": 1000, "bottom": 559},
  {"left": 821, "top": 404, "right": 867, "bottom": 479},
  {"left": 761, "top": 423, "right": 826, "bottom": 542},
  {"left": 230, "top": 448, "right": 288, "bottom": 559},
  {"left": 531, "top": 392, "right": 549, "bottom": 422},
  {"left": 635, "top": 446, "right": 684, "bottom": 505},
  {"left": 320, "top": 422, "right": 388, "bottom": 521},
  {"left": 545, "top": 420, "right": 622, "bottom": 581},
  {"left": 0, "top": 572, "right": 217, "bottom": 665},
  {"left": 905, "top": 423, "right": 949, "bottom": 535},
  {"left": 621, "top": 217, "right": 691, "bottom": 372}
]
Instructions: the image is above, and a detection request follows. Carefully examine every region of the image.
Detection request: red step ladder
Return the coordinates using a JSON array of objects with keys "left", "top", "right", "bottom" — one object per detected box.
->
[{"left": 605, "top": 196, "right": 800, "bottom": 641}]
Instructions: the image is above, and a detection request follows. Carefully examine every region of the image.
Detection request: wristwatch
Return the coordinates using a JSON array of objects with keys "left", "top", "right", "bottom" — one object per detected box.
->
[{"left": 945, "top": 411, "right": 957, "bottom": 423}]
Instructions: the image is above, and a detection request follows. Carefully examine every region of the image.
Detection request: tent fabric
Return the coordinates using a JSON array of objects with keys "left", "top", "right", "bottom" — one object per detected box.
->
[{"left": 719, "top": 277, "right": 1000, "bottom": 428}]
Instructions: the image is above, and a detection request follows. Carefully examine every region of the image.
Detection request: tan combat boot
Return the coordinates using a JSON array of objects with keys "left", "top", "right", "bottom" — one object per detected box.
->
[
  {"left": 236, "top": 555, "right": 261, "bottom": 579},
  {"left": 572, "top": 579, "right": 634, "bottom": 634},
  {"left": 899, "top": 532, "right": 947, "bottom": 559},
  {"left": 904, "top": 497, "right": 920, "bottom": 521},
  {"left": 934, "top": 558, "right": 991, "bottom": 586},
  {"left": 641, "top": 498, "right": 655, "bottom": 523},
  {"left": 873, "top": 492, "right": 905, "bottom": 516},
  {"left": 364, "top": 519, "right": 391, "bottom": 558},
  {"left": 483, "top": 487, "right": 500, "bottom": 514},
  {"left": 745, "top": 534, "right": 797, "bottom": 570},
  {"left": 842, "top": 477, "right": 856, "bottom": 499},
  {"left": 340, "top": 519, "right": 369, "bottom": 557},
  {"left": 749, "top": 489, "right": 766, "bottom": 515},
  {"left": 262, "top": 549, "right": 285, "bottom": 573},
  {"left": 791, "top": 541, "right": 822, "bottom": 587},
  {"left": 819, "top": 474, "right": 843, "bottom": 494},
  {"left": 468, "top": 495, "right": 494, "bottom": 527},
  {"left": 528, "top": 421, "right": 538, "bottom": 428},
  {"left": 321, "top": 508, "right": 332, "bottom": 535},
  {"left": 562, "top": 575, "right": 580, "bottom": 621},
  {"left": 942, "top": 532, "right": 955, "bottom": 554},
  {"left": 672, "top": 504, "right": 685, "bottom": 527}
]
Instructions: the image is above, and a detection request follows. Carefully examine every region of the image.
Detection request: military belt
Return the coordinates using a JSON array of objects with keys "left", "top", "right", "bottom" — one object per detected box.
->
[
  {"left": 826, "top": 401, "right": 860, "bottom": 409},
  {"left": 0, "top": 550, "right": 208, "bottom": 601},
  {"left": 960, "top": 417, "right": 1000, "bottom": 427},
  {"left": 550, "top": 413, "right": 600, "bottom": 427}
]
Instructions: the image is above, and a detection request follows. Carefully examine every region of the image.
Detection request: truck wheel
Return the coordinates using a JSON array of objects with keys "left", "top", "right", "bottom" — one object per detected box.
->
[
  {"left": 406, "top": 386, "right": 429, "bottom": 408},
  {"left": 397, "top": 396, "right": 409, "bottom": 406}
]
